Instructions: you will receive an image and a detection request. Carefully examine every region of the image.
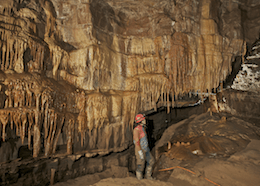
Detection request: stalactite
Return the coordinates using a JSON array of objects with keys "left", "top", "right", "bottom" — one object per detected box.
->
[
  {"left": 10, "top": 41, "right": 14, "bottom": 70},
  {"left": 14, "top": 39, "right": 18, "bottom": 65},
  {"left": 52, "top": 115, "right": 64, "bottom": 154},
  {"left": 43, "top": 96, "right": 49, "bottom": 149},
  {"left": 0, "top": 110, "right": 9, "bottom": 142},
  {"left": 121, "top": 92, "right": 138, "bottom": 147},
  {"left": 33, "top": 110, "right": 41, "bottom": 158},
  {"left": 4, "top": 83, "right": 12, "bottom": 108},
  {"left": 41, "top": 90, "right": 50, "bottom": 112},
  {"left": 35, "top": 93, "right": 41, "bottom": 111},
  {"left": 13, "top": 111, "right": 21, "bottom": 136},
  {"left": 105, "top": 125, "right": 112, "bottom": 150},
  {"left": 45, "top": 109, "right": 54, "bottom": 156},
  {"left": 49, "top": 113, "right": 57, "bottom": 153},
  {"left": 19, "top": 82, "right": 25, "bottom": 107},
  {"left": 5, "top": 37, "right": 10, "bottom": 71},
  {"left": 167, "top": 92, "right": 170, "bottom": 113},
  {"left": 10, "top": 110, "right": 14, "bottom": 130},
  {"left": 90, "top": 128, "right": 97, "bottom": 149},
  {"left": 28, "top": 111, "right": 34, "bottom": 150},
  {"left": 40, "top": 47, "right": 44, "bottom": 70},
  {"left": 0, "top": 0, "right": 248, "bottom": 161},
  {"left": 78, "top": 111, "right": 86, "bottom": 147},
  {"left": 25, "top": 83, "right": 33, "bottom": 107},
  {"left": 1, "top": 41, "right": 6, "bottom": 70},
  {"left": 66, "top": 117, "right": 74, "bottom": 155},
  {"left": 21, "top": 111, "right": 27, "bottom": 144},
  {"left": 135, "top": 74, "right": 172, "bottom": 111},
  {"left": 49, "top": 45, "right": 68, "bottom": 79},
  {"left": 14, "top": 81, "right": 22, "bottom": 107}
]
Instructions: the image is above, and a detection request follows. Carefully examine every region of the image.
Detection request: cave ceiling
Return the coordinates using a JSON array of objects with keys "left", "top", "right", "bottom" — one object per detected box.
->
[{"left": 0, "top": 0, "right": 259, "bottom": 158}]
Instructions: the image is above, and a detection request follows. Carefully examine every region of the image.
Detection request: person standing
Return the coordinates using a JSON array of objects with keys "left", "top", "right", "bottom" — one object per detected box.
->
[{"left": 133, "top": 114, "right": 155, "bottom": 180}]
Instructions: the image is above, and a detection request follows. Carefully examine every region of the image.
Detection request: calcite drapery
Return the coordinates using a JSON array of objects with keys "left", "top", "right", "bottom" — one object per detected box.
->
[{"left": 0, "top": 0, "right": 252, "bottom": 159}]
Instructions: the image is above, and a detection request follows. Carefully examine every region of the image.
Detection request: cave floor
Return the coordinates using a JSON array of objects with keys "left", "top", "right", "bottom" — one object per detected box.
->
[{"left": 53, "top": 140, "right": 260, "bottom": 186}]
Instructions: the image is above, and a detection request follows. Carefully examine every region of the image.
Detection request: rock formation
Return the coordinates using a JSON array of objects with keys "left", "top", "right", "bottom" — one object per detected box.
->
[{"left": 0, "top": 0, "right": 259, "bottom": 161}]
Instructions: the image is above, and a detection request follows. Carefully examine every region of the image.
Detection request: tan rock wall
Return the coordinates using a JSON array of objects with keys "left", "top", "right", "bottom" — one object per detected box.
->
[{"left": 0, "top": 0, "right": 254, "bottom": 158}]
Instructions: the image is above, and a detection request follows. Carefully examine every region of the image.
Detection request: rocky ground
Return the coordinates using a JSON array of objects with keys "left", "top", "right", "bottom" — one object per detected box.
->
[{"left": 54, "top": 111, "right": 260, "bottom": 186}]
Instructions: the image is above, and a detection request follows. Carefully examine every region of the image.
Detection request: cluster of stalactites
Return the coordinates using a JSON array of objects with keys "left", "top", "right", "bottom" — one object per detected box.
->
[
  {"left": 76, "top": 90, "right": 137, "bottom": 147},
  {"left": 126, "top": 32, "right": 246, "bottom": 113},
  {"left": 0, "top": 107, "right": 69, "bottom": 157},
  {"left": 0, "top": 79, "right": 74, "bottom": 157},
  {"left": 0, "top": 0, "right": 65, "bottom": 75},
  {"left": 0, "top": 2, "right": 15, "bottom": 16},
  {"left": 0, "top": 80, "right": 138, "bottom": 157},
  {"left": 134, "top": 75, "right": 172, "bottom": 113},
  {"left": 0, "top": 28, "right": 45, "bottom": 73},
  {"left": 0, "top": 78, "right": 60, "bottom": 157},
  {"left": 3, "top": 79, "right": 53, "bottom": 109},
  {"left": 49, "top": 45, "right": 69, "bottom": 80},
  {"left": 121, "top": 92, "right": 139, "bottom": 131}
]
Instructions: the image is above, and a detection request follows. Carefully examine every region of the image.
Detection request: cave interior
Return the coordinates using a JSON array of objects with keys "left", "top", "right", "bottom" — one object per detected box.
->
[{"left": 0, "top": 0, "right": 260, "bottom": 185}]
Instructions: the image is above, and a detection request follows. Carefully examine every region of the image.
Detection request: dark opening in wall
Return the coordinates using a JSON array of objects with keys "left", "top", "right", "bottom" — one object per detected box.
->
[
  {"left": 223, "top": 56, "right": 243, "bottom": 88},
  {"left": 23, "top": 47, "right": 33, "bottom": 72},
  {"left": 145, "top": 103, "right": 206, "bottom": 151}
]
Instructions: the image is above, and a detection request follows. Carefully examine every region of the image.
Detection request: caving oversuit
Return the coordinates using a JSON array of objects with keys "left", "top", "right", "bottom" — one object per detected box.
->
[{"left": 133, "top": 114, "right": 155, "bottom": 180}]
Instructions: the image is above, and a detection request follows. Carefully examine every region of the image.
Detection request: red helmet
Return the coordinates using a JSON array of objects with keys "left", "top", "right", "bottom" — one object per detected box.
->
[{"left": 135, "top": 114, "right": 145, "bottom": 123}]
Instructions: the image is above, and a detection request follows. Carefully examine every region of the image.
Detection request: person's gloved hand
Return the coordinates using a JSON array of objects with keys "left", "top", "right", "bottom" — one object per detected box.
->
[{"left": 138, "top": 150, "right": 144, "bottom": 160}]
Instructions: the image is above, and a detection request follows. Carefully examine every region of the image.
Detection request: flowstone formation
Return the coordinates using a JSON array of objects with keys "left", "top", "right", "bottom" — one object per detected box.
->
[{"left": 0, "top": 0, "right": 257, "bottom": 162}]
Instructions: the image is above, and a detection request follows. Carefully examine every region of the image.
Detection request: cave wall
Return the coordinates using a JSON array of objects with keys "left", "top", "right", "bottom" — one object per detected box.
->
[{"left": 0, "top": 0, "right": 257, "bottom": 161}]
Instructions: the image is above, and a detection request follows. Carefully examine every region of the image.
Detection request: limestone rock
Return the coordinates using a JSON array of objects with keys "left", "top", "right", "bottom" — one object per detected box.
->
[{"left": 0, "top": 0, "right": 259, "bottom": 159}]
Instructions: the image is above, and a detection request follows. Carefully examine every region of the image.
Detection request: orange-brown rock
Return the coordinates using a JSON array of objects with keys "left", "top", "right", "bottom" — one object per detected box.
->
[{"left": 0, "top": 0, "right": 258, "bottom": 159}]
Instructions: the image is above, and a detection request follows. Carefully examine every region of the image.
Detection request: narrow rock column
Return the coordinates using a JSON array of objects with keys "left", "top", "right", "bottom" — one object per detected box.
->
[
  {"left": 67, "top": 119, "right": 73, "bottom": 155},
  {"left": 33, "top": 93, "right": 41, "bottom": 158},
  {"left": 50, "top": 168, "right": 56, "bottom": 185}
]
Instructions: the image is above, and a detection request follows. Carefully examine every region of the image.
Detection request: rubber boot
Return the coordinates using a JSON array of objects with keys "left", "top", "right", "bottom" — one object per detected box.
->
[
  {"left": 136, "top": 171, "right": 143, "bottom": 180},
  {"left": 145, "top": 166, "right": 155, "bottom": 180}
]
